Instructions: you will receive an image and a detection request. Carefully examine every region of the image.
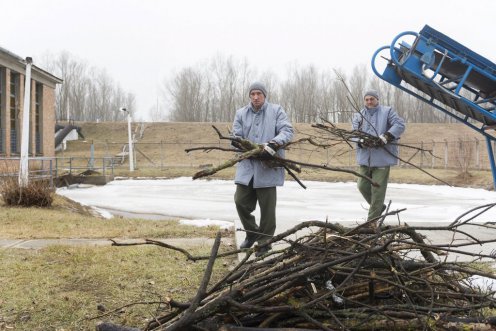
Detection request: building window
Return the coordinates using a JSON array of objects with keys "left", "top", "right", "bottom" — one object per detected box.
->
[
  {"left": 10, "top": 72, "right": 19, "bottom": 154},
  {"left": 35, "top": 83, "right": 42, "bottom": 154}
]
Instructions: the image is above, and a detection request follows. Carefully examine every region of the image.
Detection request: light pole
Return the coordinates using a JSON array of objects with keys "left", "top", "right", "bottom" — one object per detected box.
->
[{"left": 119, "top": 107, "right": 134, "bottom": 172}]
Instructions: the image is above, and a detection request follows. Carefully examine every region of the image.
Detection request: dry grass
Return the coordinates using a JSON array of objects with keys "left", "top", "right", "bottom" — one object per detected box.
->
[
  {"left": 0, "top": 192, "right": 235, "bottom": 330},
  {"left": 0, "top": 194, "right": 226, "bottom": 239},
  {"left": 109, "top": 165, "right": 494, "bottom": 191},
  {"left": 70, "top": 121, "right": 483, "bottom": 146},
  {"left": 1, "top": 178, "right": 54, "bottom": 207},
  {"left": 0, "top": 244, "right": 236, "bottom": 330},
  {"left": 389, "top": 168, "right": 494, "bottom": 189}
]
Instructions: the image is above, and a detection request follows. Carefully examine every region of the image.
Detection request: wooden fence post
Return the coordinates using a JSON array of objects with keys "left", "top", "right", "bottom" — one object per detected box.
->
[
  {"left": 160, "top": 140, "right": 164, "bottom": 170},
  {"left": 431, "top": 140, "right": 435, "bottom": 168},
  {"left": 420, "top": 141, "right": 424, "bottom": 168},
  {"left": 444, "top": 139, "right": 448, "bottom": 169},
  {"left": 474, "top": 137, "right": 480, "bottom": 169}
]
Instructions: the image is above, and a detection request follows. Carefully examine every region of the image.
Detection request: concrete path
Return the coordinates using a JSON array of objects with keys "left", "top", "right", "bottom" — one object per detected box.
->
[
  {"left": 4, "top": 222, "right": 494, "bottom": 264},
  {"left": 234, "top": 219, "right": 496, "bottom": 263}
]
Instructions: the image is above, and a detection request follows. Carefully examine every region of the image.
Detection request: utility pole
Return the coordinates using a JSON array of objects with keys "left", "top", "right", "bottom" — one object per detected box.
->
[{"left": 18, "top": 57, "right": 33, "bottom": 187}]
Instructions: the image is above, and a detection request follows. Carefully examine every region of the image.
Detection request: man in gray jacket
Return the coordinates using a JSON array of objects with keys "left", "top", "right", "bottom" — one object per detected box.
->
[
  {"left": 232, "top": 81, "right": 294, "bottom": 256},
  {"left": 352, "top": 90, "right": 405, "bottom": 224}
]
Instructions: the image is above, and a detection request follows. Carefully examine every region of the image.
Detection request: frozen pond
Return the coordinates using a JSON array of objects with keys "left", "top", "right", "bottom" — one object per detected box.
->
[
  {"left": 57, "top": 177, "right": 496, "bottom": 226},
  {"left": 57, "top": 177, "right": 496, "bottom": 263}
]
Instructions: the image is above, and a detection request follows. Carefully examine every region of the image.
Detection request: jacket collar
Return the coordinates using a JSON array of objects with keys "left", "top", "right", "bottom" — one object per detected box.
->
[
  {"left": 364, "top": 105, "right": 380, "bottom": 113},
  {"left": 249, "top": 101, "right": 268, "bottom": 113}
]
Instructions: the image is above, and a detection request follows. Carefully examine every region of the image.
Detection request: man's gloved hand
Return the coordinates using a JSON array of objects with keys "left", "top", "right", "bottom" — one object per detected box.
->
[
  {"left": 378, "top": 132, "right": 395, "bottom": 145},
  {"left": 358, "top": 137, "right": 381, "bottom": 148},
  {"left": 260, "top": 142, "right": 279, "bottom": 158}
]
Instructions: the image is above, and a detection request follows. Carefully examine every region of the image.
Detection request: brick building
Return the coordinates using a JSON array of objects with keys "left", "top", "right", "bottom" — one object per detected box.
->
[{"left": 0, "top": 46, "right": 62, "bottom": 158}]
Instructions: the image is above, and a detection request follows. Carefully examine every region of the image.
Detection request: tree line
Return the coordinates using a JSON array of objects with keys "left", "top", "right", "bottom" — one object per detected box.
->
[
  {"left": 44, "top": 52, "right": 457, "bottom": 123},
  {"left": 41, "top": 51, "right": 136, "bottom": 122},
  {"left": 163, "top": 55, "right": 457, "bottom": 124}
]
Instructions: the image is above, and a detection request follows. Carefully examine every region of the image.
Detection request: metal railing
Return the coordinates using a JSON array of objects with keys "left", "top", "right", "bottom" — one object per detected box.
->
[
  {"left": 54, "top": 156, "right": 115, "bottom": 177},
  {"left": 0, "top": 156, "right": 115, "bottom": 188},
  {"left": 0, "top": 157, "right": 56, "bottom": 187}
]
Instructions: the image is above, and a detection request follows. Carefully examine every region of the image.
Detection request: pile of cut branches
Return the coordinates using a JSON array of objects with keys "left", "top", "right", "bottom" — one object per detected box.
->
[{"left": 99, "top": 204, "right": 496, "bottom": 331}]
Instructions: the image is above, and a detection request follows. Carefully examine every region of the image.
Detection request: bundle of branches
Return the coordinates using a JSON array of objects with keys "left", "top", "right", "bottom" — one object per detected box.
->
[
  {"left": 309, "top": 120, "right": 450, "bottom": 185},
  {"left": 185, "top": 125, "right": 378, "bottom": 189},
  {"left": 101, "top": 204, "right": 496, "bottom": 331}
]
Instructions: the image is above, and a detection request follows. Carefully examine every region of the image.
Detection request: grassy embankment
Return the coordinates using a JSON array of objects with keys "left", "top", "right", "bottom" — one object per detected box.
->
[{"left": 60, "top": 121, "right": 494, "bottom": 189}]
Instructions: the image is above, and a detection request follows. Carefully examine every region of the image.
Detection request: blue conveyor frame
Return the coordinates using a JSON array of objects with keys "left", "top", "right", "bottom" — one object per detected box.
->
[{"left": 371, "top": 25, "right": 496, "bottom": 188}]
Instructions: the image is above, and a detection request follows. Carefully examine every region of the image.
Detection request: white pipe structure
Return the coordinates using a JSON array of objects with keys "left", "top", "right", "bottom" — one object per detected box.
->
[
  {"left": 18, "top": 57, "right": 33, "bottom": 187},
  {"left": 119, "top": 107, "right": 134, "bottom": 171}
]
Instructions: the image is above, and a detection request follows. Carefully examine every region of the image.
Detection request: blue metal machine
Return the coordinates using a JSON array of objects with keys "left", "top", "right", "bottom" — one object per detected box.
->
[{"left": 371, "top": 25, "right": 496, "bottom": 188}]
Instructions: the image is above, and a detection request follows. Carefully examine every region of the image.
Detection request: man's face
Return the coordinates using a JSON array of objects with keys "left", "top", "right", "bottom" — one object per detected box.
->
[
  {"left": 364, "top": 96, "right": 379, "bottom": 108},
  {"left": 250, "top": 90, "right": 265, "bottom": 110}
]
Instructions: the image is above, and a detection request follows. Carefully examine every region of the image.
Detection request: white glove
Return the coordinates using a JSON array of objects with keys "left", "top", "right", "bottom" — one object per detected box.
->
[
  {"left": 263, "top": 143, "right": 277, "bottom": 156},
  {"left": 379, "top": 132, "right": 395, "bottom": 145}
]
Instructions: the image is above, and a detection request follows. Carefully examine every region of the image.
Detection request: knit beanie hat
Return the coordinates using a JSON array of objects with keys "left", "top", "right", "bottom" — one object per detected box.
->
[
  {"left": 249, "top": 81, "right": 267, "bottom": 97},
  {"left": 364, "top": 89, "right": 379, "bottom": 100}
]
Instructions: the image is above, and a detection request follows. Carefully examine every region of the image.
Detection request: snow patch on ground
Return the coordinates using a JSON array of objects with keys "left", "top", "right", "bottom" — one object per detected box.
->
[{"left": 179, "top": 219, "right": 234, "bottom": 229}]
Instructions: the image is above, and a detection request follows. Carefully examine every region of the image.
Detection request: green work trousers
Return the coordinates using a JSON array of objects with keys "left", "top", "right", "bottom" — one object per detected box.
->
[
  {"left": 357, "top": 165, "right": 390, "bottom": 221},
  {"left": 234, "top": 181, "right": 277, "bottom": 244}
]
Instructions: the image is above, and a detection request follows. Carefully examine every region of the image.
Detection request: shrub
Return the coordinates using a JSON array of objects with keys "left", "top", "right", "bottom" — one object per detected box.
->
[{"left": 0, "top": 177, "right": 54, "bottom": 207}]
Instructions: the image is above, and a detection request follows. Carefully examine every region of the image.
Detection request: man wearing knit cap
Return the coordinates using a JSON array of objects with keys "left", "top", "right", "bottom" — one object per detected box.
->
[
  {"left": 352, "top": 89, "right": 405, "bottom": 226},
  {"left": 231, "top": 81, "right": 293, "bottom": 257}
]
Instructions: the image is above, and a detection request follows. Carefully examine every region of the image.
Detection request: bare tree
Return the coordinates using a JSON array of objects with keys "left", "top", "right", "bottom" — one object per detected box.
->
[
  {"left": 332, "top": 68, "right": 353, "bottom": 123},
  {"left": 40, "top": 51, "right": 136, "bottom": 122},
  {"left": 316, "top": 70, "right": 336, "bottom": 122},
  {"left": 280, "top": 64, "right": 320, "bottom": 123},
  {"left": 168, "top": 67, "right": 205, "bottom": 122},
  {"left": 41, "top": 51, "right": 87, "bottom": 121},
  {"left": 148, "top": 98, "right": 167, "bottom": 122},
  {"left": 165, "top": 55, "right": 256, "bottom": 122}
]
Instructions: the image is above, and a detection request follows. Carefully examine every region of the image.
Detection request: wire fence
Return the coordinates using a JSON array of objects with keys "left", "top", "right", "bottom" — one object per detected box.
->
[
  {"left": 0, "top": 137, "right": 491, "bottom": 189},
  {"left": 60, "top": 137, "right": 495, "bottom": 173}
]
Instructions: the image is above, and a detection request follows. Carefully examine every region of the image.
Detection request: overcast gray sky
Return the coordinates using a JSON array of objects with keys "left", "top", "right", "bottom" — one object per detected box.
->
[{"left": 1, "top": 0, "right": 495, "bottom": 120}]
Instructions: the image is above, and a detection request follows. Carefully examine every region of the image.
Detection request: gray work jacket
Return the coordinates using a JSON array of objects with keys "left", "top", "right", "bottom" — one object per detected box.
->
[
  {"left": 232, "top": 101, "right": 294, "bottom": 188},
  {"left": 352, "top": 105, "right": 405, "bottom": 167}
]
